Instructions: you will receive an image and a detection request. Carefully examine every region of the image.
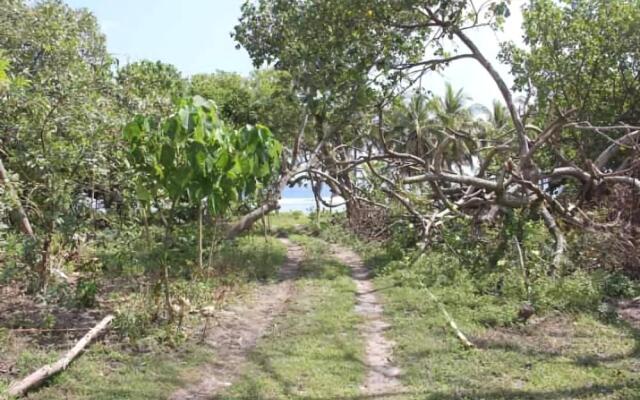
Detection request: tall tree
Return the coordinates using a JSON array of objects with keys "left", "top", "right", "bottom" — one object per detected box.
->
[
  {"left": 0, "top": 0, "right": 118, "bottom": 289},
  {"left": 234, "top": 0, "right": 640, "bottom": 268},
  {"left": 117, "top": 60, "right": 187, "bottom": 117}
]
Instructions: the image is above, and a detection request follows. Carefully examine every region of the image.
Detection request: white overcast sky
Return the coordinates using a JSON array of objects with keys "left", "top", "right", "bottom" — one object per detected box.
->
[{"left": 67, "top": 0, "right": 526, "bottom": 108}]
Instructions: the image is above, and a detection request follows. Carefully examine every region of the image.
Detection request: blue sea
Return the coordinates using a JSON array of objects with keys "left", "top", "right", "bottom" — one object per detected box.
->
[{"left": 279, "top": 185, "right": 345, "bottom": 213}]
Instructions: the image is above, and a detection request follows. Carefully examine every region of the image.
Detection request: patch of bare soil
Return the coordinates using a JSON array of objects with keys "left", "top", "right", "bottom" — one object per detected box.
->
[
  {"left": 618, "top": 298, "right": 640, "bottom": 330},
  {"left": 0, "top": 283, "right": 110, "bottom": 383},
  {"left": 169, "top": 238, "right": 302, "bottom": 400},
  {"left": 0, "top": 285, "right": 105, "bottom": 336},
  {"left": 474, "top": 314, "right": 578, "bottom": 356},
  {"left": 330, "top": 244, "right": 403, "bottom": 397}
]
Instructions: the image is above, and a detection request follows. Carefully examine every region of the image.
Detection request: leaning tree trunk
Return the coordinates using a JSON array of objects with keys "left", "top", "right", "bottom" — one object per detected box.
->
[{"left": 225, "top": 168, "right": 293, "bottom": 240}]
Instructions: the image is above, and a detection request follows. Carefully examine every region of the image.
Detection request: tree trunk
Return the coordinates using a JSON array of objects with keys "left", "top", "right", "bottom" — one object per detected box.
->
[
  {"left": 198, "top": 201, "right": 204, "bottom": 272},
  {"left": 540, "top": 205, "right": 567, "bottom": 272},
  {"left": 0, "top": 157, "right": 35, "bottom": 238},
  {"left": 225, "top": 168, "right": 294, "bottom": 240},
  {"left": 36, "top": 234, "right": 52, "bottom": 292},
  {"left": 142, "top": 205, "right": 152, "bottom": 250},
  {"left": 225, "top": 200, "right": 279, "bottom": 240},
  {"left": 7, "top": 315, "right": 114, "bottom": 397}
]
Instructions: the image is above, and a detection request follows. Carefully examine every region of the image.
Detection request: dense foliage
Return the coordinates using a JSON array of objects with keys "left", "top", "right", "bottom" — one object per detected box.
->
[
  {"left": 0, "top": 1, "right": 286, "bottom": 300},
  {"left": 124, "top": 96, "right": 281, "bottom": 215},
  {"left": 233, "top": 0, "right": 640, "bottom": 302}
]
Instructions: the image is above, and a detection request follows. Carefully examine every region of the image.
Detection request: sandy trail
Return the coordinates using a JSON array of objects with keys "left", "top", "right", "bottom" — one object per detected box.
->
[
  {"left": 170, "top": 238, "right": 302, "bottom": 400},
  {"left": 330, "top": 244, "right": 404, "bottom": 397}
]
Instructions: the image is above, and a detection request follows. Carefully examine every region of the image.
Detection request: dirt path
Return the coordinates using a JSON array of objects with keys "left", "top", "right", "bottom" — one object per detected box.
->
[
  {"left": 170, "top": 238, "right": 303, "bottom": 400},
  {"left": 330, "top": 244, "right": 404, "bottom": 396}
]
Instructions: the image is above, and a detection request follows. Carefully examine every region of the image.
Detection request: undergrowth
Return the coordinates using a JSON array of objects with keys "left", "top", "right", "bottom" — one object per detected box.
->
[
  {"left": 1, "top": 226, "right": 287, "bottom": 398},
  {"left": 310, "top": 211, "right": 640, "bottom": 320}
]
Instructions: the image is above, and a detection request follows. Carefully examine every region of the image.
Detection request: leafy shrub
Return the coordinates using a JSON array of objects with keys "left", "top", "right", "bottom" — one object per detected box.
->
[
  {"left": 534, "top": 270, "right": 602, "bottom": 312},
  {"left": 113, "top": 294, "right": 155, "bottom": 341},
  {"left": 600, "top": 272, "right": 639, "bottom": 298},
  {"left": 75, "top": 279, "right": 98, "bottom": 308}
]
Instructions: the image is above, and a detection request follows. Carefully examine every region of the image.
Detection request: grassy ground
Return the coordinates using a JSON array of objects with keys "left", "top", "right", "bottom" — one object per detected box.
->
[
  {"left": 309, "top": 215, "right": 640, "bottom": 399},
  {"left": 6, "top": 211, "right": 639, "bottom": 399},
  {"left": 220, "top": 234, "right": 365, "bottom": 399},
  {"left": 376, "top": 275, "right": 640, "bottom": 399},
  {"left": 21, "top": 342, "right": 214, "bottom": 400},
  {"left": 266, "top": 210, "right": 309, "bottom": 231},
  {"left": 1, "top": 234, "right": 287, "bottom": 399}
]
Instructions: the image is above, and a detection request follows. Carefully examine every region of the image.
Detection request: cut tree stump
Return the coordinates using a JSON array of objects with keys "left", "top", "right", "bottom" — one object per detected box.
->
[{"left": 7, "top": 315, "right": 114, "bottom": 398}]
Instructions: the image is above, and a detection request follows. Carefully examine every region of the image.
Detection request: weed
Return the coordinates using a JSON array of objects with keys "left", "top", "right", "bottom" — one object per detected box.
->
[{"left": 75, "top": 279, "right": 98, "bottom": 308}]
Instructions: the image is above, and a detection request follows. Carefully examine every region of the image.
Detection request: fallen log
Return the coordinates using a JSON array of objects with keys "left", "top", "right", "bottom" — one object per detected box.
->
[
  {"left": 7, "top": 315, "right": 114, "bottom": 398},
  {"left": 225, "top": 199, "right": 279, "bottom": 240},
  {"left": 412, "top": 254, "right": 475, "bottom": 348}
]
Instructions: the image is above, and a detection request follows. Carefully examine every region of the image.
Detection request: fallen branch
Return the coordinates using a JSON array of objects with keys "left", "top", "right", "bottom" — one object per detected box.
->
[
  {"left": 7, "top": 315, "right": 114, "bottom": 398},
  {"left": 424, "top": 286, "right": 475, "bottom": 348},
  {"left": 10, "top": 327, "right": 92, "bottom": 333},
  {"left": 413, "top": 255, "right": 475, "bottom": 349}
]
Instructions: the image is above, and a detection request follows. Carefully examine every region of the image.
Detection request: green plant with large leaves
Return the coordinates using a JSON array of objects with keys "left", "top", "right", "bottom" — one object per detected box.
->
[
  {"left": 124, "top": 95, "right": 282, "bottom": 215},
  {"left": 123, "top": 95, "right": 282, "bottom": 319}
]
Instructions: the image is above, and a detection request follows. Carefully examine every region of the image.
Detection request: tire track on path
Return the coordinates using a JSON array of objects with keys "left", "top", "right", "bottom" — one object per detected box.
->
[
  {"left": 330, "top": 244, "right": 404, "bottom": 397},
  {"left": 170, "top": 238, "right": 302, "bottom": 400}
]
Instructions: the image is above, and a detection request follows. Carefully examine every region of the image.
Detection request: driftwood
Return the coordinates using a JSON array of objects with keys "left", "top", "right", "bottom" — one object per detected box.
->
[{"left": 7, "top": 315, "right": 114, "bottom": 398}]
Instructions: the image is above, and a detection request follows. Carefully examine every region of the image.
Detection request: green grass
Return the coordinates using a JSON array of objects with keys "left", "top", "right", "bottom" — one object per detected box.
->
[
  {"left": 375, "top": 275, "right": 640, "bottom": 399},
  {"left": 308, "top": 218, "right": 640, "bottom": 399},
  {"left": 212, "top": 235, "right": 288, "bottom": 283},
  {"left": 10, "top": 221, "right": 638, "bottom": 400},
  {"left": 24, "top": 342, "right": 214, "bottom": 400},
  {"left": 267, "top": 211, "right": 309, "bottom": 232},
  {"left": 220, "top": 234, "right": 365, "bottom": 399}
]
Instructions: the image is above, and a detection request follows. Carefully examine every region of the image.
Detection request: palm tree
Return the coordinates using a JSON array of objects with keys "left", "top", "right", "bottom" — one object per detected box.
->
[
  {"left": 387, "top": 84, "right": 495, "bottom": 174},
  {"left": 430, "top": 83, "right": 473, "bottom": 131},
  {"left": 471, "top": 99, "right": 514, "bottom": 147}
]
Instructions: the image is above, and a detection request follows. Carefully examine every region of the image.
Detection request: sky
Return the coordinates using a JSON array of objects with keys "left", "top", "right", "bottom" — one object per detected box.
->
[
  {"left": 66, "top": 0, "right": 526, "bottom": 108},
  {"left": 65, "top": 0, "right": 255, "bottom": 75}
]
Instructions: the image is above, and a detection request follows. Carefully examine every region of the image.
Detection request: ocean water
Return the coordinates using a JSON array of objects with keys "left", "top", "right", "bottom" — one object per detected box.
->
[{"left": 279, "top": 185, "right": 345, "bottom": 213}]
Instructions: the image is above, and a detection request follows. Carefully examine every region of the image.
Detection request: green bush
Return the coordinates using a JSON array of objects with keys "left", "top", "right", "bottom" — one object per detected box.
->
[
  {"left": 534, "top": 270, "right": 602, "bottom": 312},
  {"left": 600, "top": 272, "right": 640, "bottom": 298},
  {"left": 75, "top": 279, "right": 98, "bottom": 308},
  {"left": 113, "top": 294, "right": 155, "bottom": 341},
  {"left": 310, "top": 210, "right": 639, "bottom": 317}
]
